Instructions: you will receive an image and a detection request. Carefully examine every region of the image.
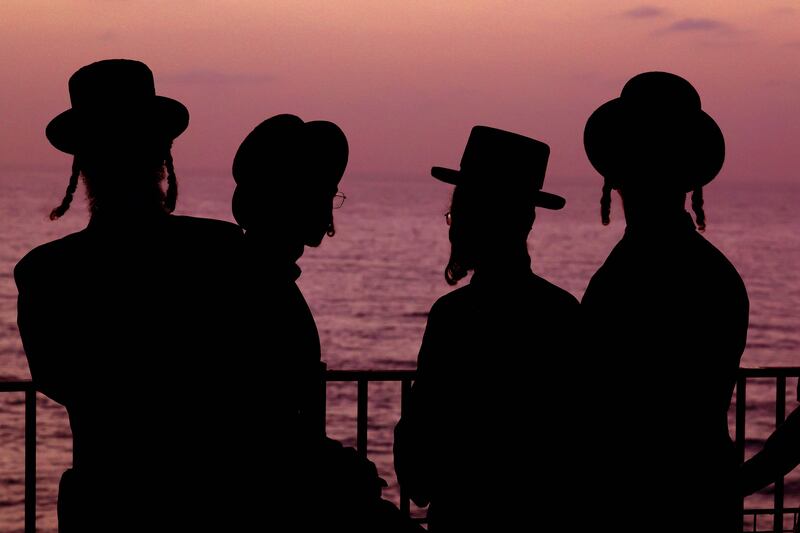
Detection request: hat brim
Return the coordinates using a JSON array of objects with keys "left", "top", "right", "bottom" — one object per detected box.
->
[
  {"left": 431, "top": 166, "right": 566, "bottom": 210},
  {"left": 46, "top": 96, "right": 189, "bottom": 154},
  {"left": 533, "top": 191, "right": 566, "bottom": 210},
  {"left": 431, "top": 166, "right": 461, "bottom": 185},
  {"left": 583, "top": 98, "right": 724, "bottom": 190}
]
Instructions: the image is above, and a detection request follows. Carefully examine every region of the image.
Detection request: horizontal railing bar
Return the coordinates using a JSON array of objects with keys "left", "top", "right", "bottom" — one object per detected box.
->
[
  {"left": 325, "top": 367, "right": 800, "bottom": 380},
  {"left": 325, "top": 370, "right": 417, "bottom": 381},
  {"left": 0, "top": 367, "right": 794, "bottom": 390},
  {"left": 739, "top": 368, "right": 800, "bottom": 377},
  {"left": 0, "top": 380, "right": 34, "bottom": 392},
  {"left": 744, "top": 508, "right": 800, "bottom": 515}
]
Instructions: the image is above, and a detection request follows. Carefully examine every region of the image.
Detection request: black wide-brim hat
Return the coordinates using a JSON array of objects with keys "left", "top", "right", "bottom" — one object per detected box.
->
[
  {"left": 231, "top": 114, "right": 349, "bottom": 229},
  {"left": 583, "top": 71, "right": 724, "bottom": 191},
  {"left": 431, "top": 126, "right": 565, "bottom": 210},
  {"left": 46, "top": 59, "right": 189, "bottom": 154}
]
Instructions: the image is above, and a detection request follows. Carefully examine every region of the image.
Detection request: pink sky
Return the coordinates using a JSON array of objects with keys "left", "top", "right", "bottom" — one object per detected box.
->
[{"left": 0, "top": 1, "right": 797, "bottom": 181}]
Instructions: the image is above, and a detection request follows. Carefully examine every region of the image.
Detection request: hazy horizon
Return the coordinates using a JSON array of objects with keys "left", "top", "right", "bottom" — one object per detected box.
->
[{"left": 3, "top": 164, "right": 799, "bottom": 186}]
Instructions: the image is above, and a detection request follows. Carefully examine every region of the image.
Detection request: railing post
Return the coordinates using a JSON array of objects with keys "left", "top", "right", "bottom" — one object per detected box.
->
[
  {"left": 736, "top": 375, "right": 747, "bottom": 460},
  {"left": 357, "top": 380, "right": 368, "bottom": 456},
  {"left": 736, "top": 374, "right": 747, "bottom": 532},
  {"left": 318, "top": 361, "right": 328, "bottom": 437},
  {"left": 399, "top": 379, "right": 411, "bottom": 517},
  {"left": 775, "top": 375, "right": 786, "bottom": 532},
  {"left": 24, "top": 387, "right": 35, "bottom": 533}
]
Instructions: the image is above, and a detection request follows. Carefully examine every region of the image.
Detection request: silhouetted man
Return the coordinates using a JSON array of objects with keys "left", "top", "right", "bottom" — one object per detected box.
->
[
  {"left": 15, "top": 59, "right": 250, "bottom": 532},
  {"left": 581, "top": 72, "right": 749, "bottom": 532},
  {"left": 231, "top": 114, "right": 421, "bottom": 532},
  {"left": 394, "top": 126, "right": 580, "bottom": 532}
]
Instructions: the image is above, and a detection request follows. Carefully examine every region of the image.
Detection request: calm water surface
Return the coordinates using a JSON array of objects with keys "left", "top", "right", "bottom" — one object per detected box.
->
[{"left": 0, "top": 169, "right": 798, "bottom": 531}]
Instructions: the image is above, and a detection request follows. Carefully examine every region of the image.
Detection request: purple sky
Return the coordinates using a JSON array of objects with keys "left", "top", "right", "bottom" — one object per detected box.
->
[{"left": 0, "top": 1, "right": 798, "bottom": 181}]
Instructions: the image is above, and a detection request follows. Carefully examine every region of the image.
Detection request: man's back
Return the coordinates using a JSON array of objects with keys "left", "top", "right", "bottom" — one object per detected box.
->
[
  {"left": 16, "top": 214, "right": 250, "bottom": 530},
  {"left": 395, "top": 270, "right": 580, "bottom": 531},
  {"left": 581, "top": 218, "right": 748, "bottom": 532}
]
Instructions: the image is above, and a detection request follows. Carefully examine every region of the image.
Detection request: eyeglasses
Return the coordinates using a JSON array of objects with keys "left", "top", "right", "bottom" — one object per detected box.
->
[
  {"left": 333, "top": 192, "right": 346, "bottom": 209},
  {"left": 444, "top": 211, "right": 452, "bottom": 226}
]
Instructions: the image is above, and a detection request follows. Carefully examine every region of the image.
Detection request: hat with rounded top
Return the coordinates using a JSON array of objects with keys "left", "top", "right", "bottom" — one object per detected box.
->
[
  {"left": 231, "top": 114, "right": 348, "bottom": 229},
  {"left": 583, "top": 71, "right": 724, "bottom": 191}
]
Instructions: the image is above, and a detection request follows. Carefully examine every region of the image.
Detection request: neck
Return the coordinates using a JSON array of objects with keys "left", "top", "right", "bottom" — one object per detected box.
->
[
  {"left": 474, "top": 241, "right": 532, "bottom": 277},
  {"left": 621, "top": 189, "right": 688, "bottom": 229},
  {"left": 89, "top": 202, "right": 166, "bottom": 226},
  {"left": 244, "top": 229, "right": 305, "bottom": 265}
]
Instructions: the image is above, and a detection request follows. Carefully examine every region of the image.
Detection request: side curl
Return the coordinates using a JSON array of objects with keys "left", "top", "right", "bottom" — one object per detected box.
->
[
  {"left": 164, "top": 150, "right": 178, "bottom": 214},
  {"left": 600, "top": 179, "right": 613, "bottom": 226},
  {"left": 50, "top": 157, "right": 81, "bottom": 220}
]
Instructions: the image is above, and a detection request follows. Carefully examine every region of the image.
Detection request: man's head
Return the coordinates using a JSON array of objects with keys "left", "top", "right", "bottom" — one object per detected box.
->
[
  {"left": 584, "top": 71, "right": 724, "bottom": 229},
  {"left": 430, "top": 126, "right": 562, "bottom": 284},
  {"left": 46, "top": 59, "right": 188, "bottom": 220},
  {"left": 232, "top": 114, "right": 348, "bottom": 248}
]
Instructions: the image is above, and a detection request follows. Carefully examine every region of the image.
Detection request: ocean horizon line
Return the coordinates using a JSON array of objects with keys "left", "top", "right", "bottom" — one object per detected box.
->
[{"left": 0, "top": 164, "right": 797, "bottom": 188}]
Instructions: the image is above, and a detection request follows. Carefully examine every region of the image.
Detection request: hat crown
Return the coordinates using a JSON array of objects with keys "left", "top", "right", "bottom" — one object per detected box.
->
[
  {"left": 232, "top": 114, "right": 348, "bottom": 187},
  {"left": 620, "top": 71, "right": 702, "bottom": 114},
  {"left": 68, "top": 59, "right": 157, "bottom": 110},
  {"left": 459, "top": 126, "right": 550, "bottom": 189}
]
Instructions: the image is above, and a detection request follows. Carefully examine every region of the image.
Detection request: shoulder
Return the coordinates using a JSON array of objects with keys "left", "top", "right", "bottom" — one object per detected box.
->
[
  {"left": 165, "top": 216, "right": 244, "bottom": 257},
  {"left": 529, "top": 274, "right": 579, "bottom": 308},
  {"left": 691, "top": 233, "right": 739, "bottom": 273},
  {"left": 419, "top": 286, "right": 476, "bottom": 334},
  {"left": 168, "top": 215, "right": 243, "bottom": 240},
  {"left": 691, "top": 233, "right": 749, "bottom": 300},
  {"left": 585, "top": 237, "right": 628, "bottom": 284},
  {"left": 14, "top": 231, "right": 89, "bottom": 290},
  {"left": 428, "top": 284, "right": 474, "bottom": 316}
]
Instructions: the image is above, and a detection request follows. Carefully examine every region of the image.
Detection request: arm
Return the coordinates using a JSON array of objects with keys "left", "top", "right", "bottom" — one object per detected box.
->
[
  {"left": 740, "top": 406, "right": 800, "bottom": 496},
  {"left": 15, "top": 258, "right": 69, "bottom": 404},
  {"left": 393, "top": 303, "right": 443, "bottom": 507}
]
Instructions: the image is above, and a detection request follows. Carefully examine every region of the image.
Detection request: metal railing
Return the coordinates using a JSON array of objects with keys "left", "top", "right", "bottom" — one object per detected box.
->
[
  {"left": 4, "top": 366, "right": 800, "bottom": 532},
  {"left": 737, "top": 367, "right": 800, "bottom": 532},
  {"left": 745, "top": 508, "right": 800, "bottom": 532},
  {"left": 320, "top": 367, "right": 417, "bottom": 516},
  {"left": 0, "top": 380, "right": 36, "bottom": 533}
]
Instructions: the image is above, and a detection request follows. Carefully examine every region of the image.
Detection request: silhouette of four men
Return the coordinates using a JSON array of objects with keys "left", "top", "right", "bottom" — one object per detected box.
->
[{"left": 14, "top": 59, "right": 776, "bottom": 532}]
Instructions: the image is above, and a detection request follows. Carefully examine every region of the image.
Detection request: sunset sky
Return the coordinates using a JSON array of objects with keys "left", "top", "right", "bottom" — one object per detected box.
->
[{"left": 1, "top": 1, "right": 797, "bottom": 181}]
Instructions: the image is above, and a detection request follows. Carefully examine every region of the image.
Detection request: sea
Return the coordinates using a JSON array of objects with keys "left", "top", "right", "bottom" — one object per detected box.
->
[{"left": 0, "top": 168, "right": 798, "bottom": 531}]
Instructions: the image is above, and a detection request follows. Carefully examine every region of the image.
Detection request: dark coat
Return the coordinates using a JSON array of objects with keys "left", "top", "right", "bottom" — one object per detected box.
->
[
  {"left": 15, "top": 213, "right": 251, "bottom": 532},
  {"left": 394, "top": 265, "right": 580, "bottom": 532},
  {"left": 241, "top": 244, "right": 421, "bottom": 533},
  {"left": 581, "top": 212, "right": 749, "bottom": 532},
  {"left": 242, "top": 256, "right": 322, "bottom": 438}
]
